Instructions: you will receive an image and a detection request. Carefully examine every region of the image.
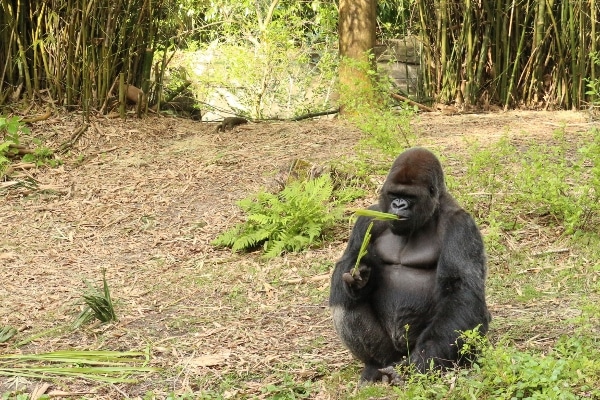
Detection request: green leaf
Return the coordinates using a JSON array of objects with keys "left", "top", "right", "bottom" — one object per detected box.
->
[
  {"left": 353, "top": 209, "right": 399, "bottom": 221},
  {"left": 0, "top": 350, "right": 158, "bottom": 384}
]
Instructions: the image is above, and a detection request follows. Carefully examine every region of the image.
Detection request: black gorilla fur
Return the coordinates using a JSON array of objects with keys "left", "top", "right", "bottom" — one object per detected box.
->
[{"left": 329, "top": 147, "right": 490, "bottom": 383}]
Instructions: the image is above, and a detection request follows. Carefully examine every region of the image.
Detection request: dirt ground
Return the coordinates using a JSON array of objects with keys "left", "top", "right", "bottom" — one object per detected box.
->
[{"left": 0, "top": 109, "right": 595, "bottom": 398}]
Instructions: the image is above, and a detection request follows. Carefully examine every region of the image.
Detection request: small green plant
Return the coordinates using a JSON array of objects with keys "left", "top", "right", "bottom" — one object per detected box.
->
[
  {"left": 22, "top": 140, "right": 60, "bottom": 168},
  {"left": 585, "top": 52, "right": 600, "bottom": 107},
  {"left": 0, "top": 116, "right": 30, "bottom": 174},
  {"left": 0, "top": 326, "right": 17, "bottom": 343},
  {"left": 261, "top": 374, "right": 314, "bottom": 399},
  {"left": 213, "top": 174, "right": 351, "bottom": 258},
  {"left": 1, "top": 115, "right": 59, "bottom": 176},
  {"left": 0, "top": 115, "right": 29, "bottom": 139},
  {"left": 73, "top": 269, "right": 117, "bottom": 327}
]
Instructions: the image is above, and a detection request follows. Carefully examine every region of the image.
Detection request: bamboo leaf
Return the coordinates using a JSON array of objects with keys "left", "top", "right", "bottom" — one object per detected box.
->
[
  {"left": 0, "top": 350, "right": 158, "bottom": 384},
  {"left": 353, "top": 209, "right": 399, "bottom": 221}
]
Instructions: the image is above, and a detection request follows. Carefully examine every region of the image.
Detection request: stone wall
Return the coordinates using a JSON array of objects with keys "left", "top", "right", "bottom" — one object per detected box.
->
[{"left": 374, "top": 37, "right": 421, "bottom": 96}]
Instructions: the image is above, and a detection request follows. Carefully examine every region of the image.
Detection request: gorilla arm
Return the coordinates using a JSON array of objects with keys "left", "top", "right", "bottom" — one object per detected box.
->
[{"left": 410, "top": 210, "right": 490, "bottom": 371}]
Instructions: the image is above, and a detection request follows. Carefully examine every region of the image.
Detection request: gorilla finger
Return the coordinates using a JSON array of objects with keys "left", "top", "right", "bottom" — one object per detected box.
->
[{"left": 342, "top": 272, "right": 360, "bottom": 284}]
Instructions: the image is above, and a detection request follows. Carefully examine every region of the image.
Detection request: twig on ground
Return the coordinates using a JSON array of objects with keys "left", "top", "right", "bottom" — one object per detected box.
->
[{"left": 58, "top": 124, "right": 90, "bottom": 153}]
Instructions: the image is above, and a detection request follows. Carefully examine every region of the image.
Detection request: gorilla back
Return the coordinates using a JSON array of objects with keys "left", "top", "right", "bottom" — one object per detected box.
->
[{"left": 329, "top": 147, "right": 490, "bottom": 384}]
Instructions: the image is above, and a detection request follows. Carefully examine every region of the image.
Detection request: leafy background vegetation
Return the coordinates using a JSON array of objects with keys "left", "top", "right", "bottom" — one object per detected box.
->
[{"left": 2, "top": 0, "right": 600, "bottom": 113}]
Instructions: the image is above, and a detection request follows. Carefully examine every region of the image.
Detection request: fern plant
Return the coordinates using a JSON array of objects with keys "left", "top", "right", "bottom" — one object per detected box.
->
[{"left": 213, "top": 174, "right": 348, "bottom": 258}]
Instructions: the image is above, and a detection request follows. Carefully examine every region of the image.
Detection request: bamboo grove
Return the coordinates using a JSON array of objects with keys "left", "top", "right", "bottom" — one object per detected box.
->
[
  {"left": 0, "top": 0, "right": 174, "bottom": 112},
  {"left": 1, "top": 0, "right": 599, "bottom": 111},
  {"left": 415, "top": 0, "right": 599, "bottom": 109}
]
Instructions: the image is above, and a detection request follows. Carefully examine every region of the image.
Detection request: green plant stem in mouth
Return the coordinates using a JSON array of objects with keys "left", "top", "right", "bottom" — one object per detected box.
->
[{"left": 353, "top": 209, "right": 400, "bottom": 221}]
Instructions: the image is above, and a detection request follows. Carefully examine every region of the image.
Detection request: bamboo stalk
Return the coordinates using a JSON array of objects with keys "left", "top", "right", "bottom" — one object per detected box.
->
[
  {"left": 439, "top": 0, "right": 448, "bottom": 96},
  {"left": 576, "top": 0, "right": 585, "bottom": 109},
  {"left": 475, "top": 0, "right": 491, "bottom": 100},
  {"left": 416, "top": 0, "right": 431, "bottom": 98},
  {"left": 568, "top": 1, "right": 577, "bottom": 108},
  {"left": 464, "top": 0, "right": 473, "bottom": 104},
  {"left": 504, "top": 1, "right": 532, "bottom": 109},
  {"left": 591, "top": 0, "right": 597, "bottom": 105}
]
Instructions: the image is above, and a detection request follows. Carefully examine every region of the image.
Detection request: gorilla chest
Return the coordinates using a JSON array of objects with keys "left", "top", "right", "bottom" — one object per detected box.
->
[
  {"left": 375, "top": 264, "right": 436, "bottom": 299},
  {"left": 371, "top": 229, "right": 439, "bottom": 312},
  {"left": 373, "top": 228, "right": 440, "bottom": 269}
]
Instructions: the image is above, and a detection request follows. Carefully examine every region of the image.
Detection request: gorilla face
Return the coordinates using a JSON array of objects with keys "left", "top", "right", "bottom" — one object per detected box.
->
[{"left": 379, "top": 148, "right": 444, "bottom": 235}]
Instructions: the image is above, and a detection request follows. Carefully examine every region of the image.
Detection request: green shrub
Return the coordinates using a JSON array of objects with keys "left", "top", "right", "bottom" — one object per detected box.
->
[
  {"left": 473, "top": 334, "right": 600, "bottom": 399},
  {"left": 0, "top": 116, "right": 30, "bottom": 173},
  {"left": 585, "top": 52, "right": 600, "bottom": 107},
  {"left": 575, "top": 127, "right": 600, "bottom": 230},
  {"left": 181, "top": 1, "right": 339, "bottom": 119},
  {"left": 1, "top": 115, "right": 59, "bottom": 176},
  {"left": 513, "top": 128, "right": 600, "bottom": 233},
  {"left": 452, "top": 129, "right": 600, "bottom": 240},
  {"left": 213, "top": 174, "right": 353, "bottom": 259},
  {"left": 337, "top": 54, "right": 417, "bottom": 175},
  {"left": 354, "top": 325, "right": 600, "bottom": 399}
]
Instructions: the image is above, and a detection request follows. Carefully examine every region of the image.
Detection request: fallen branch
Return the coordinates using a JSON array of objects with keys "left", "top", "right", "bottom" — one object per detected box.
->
[
  {"left": 99, "top": 78, "right": 119, "bottom": 115},
  {"left": 21, "top": 109, "right": 52, "bottom": 124},
  {"left": 3, "top": 162, "right": 37, "bottom": 177},
  {"left": 290, "top": 109, "right": 339, "bottom": 121},
  {"left": 8, "top": 144, "right": 35, "bottom": 156},
  {"left": 532, "top": 248, "right": 570, "bottom": 257},
  {"left": 75, "top": 146, "right": 119, "bottom": 165},
  {"left": 0, "top": 181, "right": 19, "bottom": 189},
  {"left": 390, "top": 92, "right": 435, "bottom": 112}
]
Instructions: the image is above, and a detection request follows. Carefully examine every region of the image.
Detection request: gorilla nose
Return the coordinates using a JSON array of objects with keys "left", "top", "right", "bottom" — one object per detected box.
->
[{"left": 392, "top": 198, "right": 410, "bottom": 211}]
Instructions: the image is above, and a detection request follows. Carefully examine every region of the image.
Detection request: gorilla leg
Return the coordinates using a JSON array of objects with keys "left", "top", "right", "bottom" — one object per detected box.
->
[{"left": 331, "top": 304, "right": 403, "bottom": 382}]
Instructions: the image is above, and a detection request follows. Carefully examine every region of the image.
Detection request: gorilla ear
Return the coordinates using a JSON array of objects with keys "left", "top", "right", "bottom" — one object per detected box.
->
[{"left": 429, "top": 186, "right": 436, "bottom": 195}]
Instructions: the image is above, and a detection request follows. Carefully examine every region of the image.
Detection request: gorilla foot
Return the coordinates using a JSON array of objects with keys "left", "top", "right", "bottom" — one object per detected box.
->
[
  {"left": 378, "top": 366, "right": 404, "bottom": 386},
  {"left": 358, "top": 364, "right": 404, "bottom": 386}
]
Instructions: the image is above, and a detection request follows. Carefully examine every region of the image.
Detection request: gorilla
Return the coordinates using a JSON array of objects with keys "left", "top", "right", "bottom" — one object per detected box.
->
[{"left": 329, "top": 147, "right": 490, "bottom": 383}]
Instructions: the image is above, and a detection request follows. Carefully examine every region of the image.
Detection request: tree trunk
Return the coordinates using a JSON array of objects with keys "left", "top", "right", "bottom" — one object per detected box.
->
[{"left": 338, "top": 0, "right": 377, "bottom": 113}]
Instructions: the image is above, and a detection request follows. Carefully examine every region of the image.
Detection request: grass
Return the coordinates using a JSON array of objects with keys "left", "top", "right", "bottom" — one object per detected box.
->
[{"left": 1, "top": 113, "right": 599, "bottom": 399}]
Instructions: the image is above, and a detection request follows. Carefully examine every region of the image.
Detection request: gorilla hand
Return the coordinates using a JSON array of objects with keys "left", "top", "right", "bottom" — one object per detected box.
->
[{"left": 342, "top": 263, "right": 371, "bottom": 289}]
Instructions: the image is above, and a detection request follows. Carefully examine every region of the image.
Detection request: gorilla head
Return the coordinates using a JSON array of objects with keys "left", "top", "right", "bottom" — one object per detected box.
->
[{"left": 379, "top": 148, "right": 445, "bottom": 235}]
